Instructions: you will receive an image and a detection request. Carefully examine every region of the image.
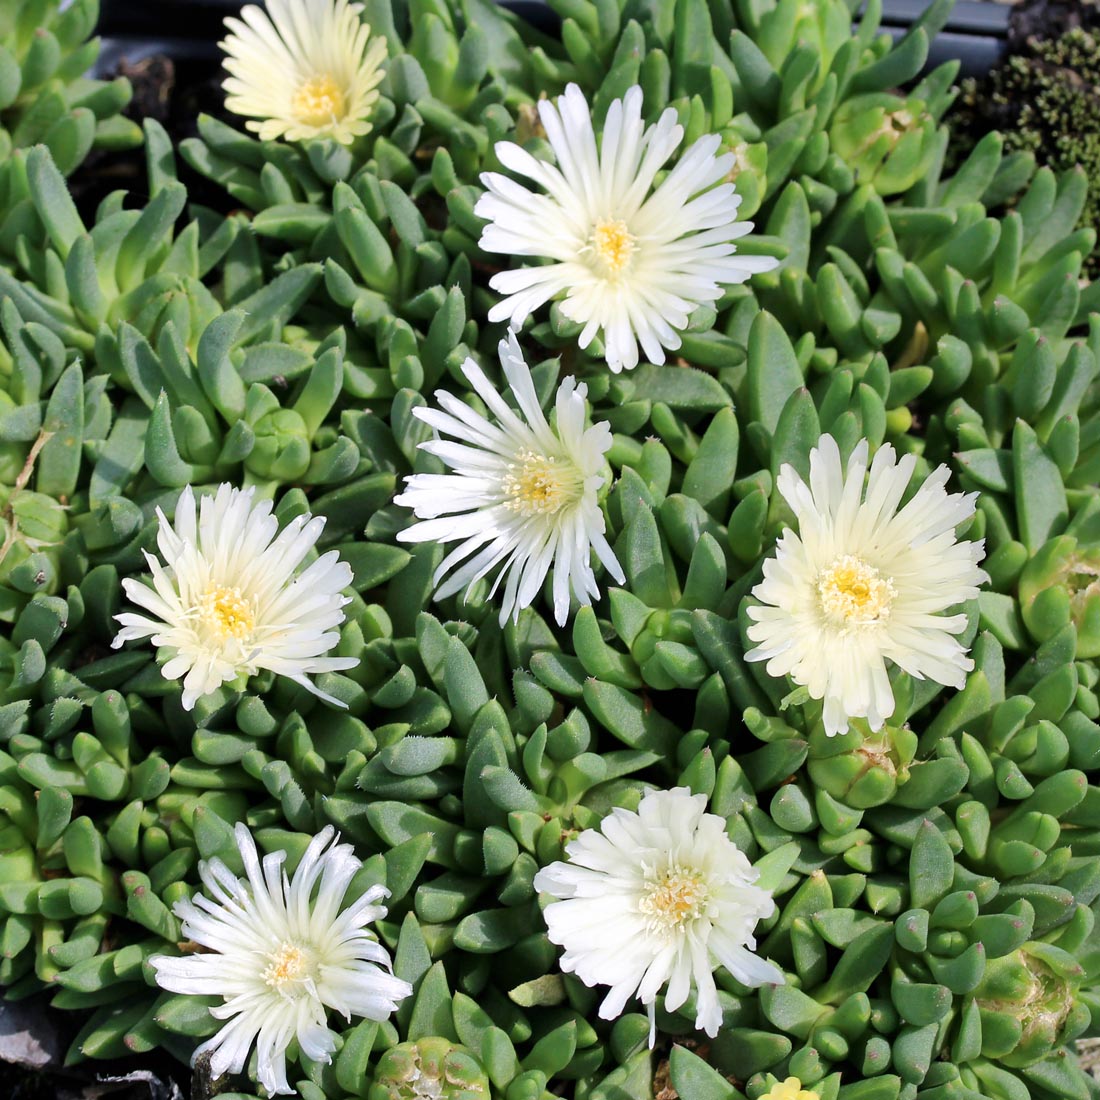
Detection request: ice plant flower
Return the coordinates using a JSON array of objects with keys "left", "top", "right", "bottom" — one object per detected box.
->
[
  {"left": 745, "top": 435, "right": 988, "bottom": 736},
  {"left": 220, "top": 0, "right": 387, "bottom": 144},
  {"left": 151, "top": 825, "right": 411, "bottom": 1096},
  {"left": 761, "top": 1079, "right": 820, "bottom": 1100},
  {"left": 393, "top": 331, "right": 624, "bottom": 626},
  {"left": 475, "top": 83, "right": 778, "bottom": 372},
  {"left": 112, "top": 483, "right": 358, "bottom": 710},
  {"left": 532, "top": 787, "right": 783, "bottom": 1043}
]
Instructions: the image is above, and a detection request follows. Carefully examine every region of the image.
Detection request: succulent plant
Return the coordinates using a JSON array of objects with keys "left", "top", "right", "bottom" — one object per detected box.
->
[
  {"left": 952, "top": 22, "right": 1100, "bottom": 277},
  {"left": 0, "top": 0, "right": 1097, "bottom": 1097},
  {"left": 0, "top": 0, "right": 141, "bottom": 196}
]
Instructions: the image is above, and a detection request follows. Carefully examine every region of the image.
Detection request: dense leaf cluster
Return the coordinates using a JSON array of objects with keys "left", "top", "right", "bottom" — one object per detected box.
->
[
  {"left": 952, "top": 12, "right": 1100, "bottom": 277},
  {"left": 0, "top": 0, "right": 140, "bottom": 191},
  {"left": 0, "top": 0, "right": 1098, "bottom": 1099}
]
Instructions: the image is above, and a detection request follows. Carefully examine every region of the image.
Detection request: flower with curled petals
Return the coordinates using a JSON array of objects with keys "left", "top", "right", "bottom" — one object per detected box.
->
[
  {"left": 394, "top": 332, "right": 624, "bottom": 626},
  {"left": 151, "top": 825, "right": 410, "bottom": 1096}
]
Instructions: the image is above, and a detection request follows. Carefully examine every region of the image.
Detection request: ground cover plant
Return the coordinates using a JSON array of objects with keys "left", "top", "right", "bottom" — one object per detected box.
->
[
  {"left": 0, "top": 0, "right": 1099, "bottom": 1098},
  {"left": 951, "top": 0, "right": 1100, "bottom": 278}
]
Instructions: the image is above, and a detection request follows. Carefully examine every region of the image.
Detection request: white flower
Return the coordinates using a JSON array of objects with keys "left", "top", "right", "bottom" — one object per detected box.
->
[
  {"left": 393, "top": 331, "right": 624, "bottom": 626},
  {"left": 220, "top": 0, "right": 387, "bottom": 144},
  {"left": 112, "top": 483, "right": 358, "bottom": 710},
  {"left": 475, "top": 83, "right": 778, "bottom": 372},
  {"left": 745, "top": 435, "right": 989, "bottom": 737},
  {"left": 151, "top": 825, "right": 411, "bottom": 1096},
  {"left": 532, "top": 787, "right": 783, "bottom": 1043}
]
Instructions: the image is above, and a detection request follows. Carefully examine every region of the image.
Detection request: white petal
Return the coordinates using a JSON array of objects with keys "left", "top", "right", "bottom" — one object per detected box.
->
[
  {"left": 220, "top": 0, "right": 387, "bottom": 144},
  {"left": 396, "top": 338, "right": 617, "bottom": 628}
]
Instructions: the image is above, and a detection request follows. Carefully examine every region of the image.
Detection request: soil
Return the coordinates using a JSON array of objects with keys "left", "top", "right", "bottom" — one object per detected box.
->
[
  {"left": 70, "top": 46, "right": 233, "bottom": 221},
  {"left": 0, "top": 1061, "right": 57, "bottom": 1100},
  {"left": 0, "top": 1059, "right": 190, "bottom": 1100},
  {"left": 1008, "top": 0, "right": 1100, "bottom": 43}
]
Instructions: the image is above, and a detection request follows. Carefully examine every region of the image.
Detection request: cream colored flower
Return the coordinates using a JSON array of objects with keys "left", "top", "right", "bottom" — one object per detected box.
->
[
  {"left": 476, "top": 83, "right": 777, "bottom": 372},
  {"left": 760, "top": 1078, "right": 820, "bottom": 1100},
  {"left": 745, "top": 436, "right": 988, "bottom": 736},
  {"left": 112, "top": 484, "right": 358, "bottom": 710},
  {"left": 151, "top": 825, "right": 411, "bottom": 1096},
  {"left": 221, "top": 0, "right": 387, "bottom": 144},
  {"left": 532, "top": 787, "right": 783, "bottom": 1044}
]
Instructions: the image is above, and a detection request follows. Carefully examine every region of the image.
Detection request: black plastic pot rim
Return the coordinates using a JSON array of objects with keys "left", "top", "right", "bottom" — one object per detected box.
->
[{"left": 95, "top": 0, "right": 1011, "bottom": 79}]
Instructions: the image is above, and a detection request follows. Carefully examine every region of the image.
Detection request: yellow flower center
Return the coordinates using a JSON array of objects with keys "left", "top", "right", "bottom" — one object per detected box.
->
[
  {"left": 590, "top": 218, "right": 636, "bottom": 277},
  {"left": 200, "top": 585, "right": 255, "bottom": 641},
  {"left": 818, "top": 555, "right": 896, "bottom": 626},
  {"left": 502, "top": 450, "right": 583, "bottom": 518},
  {"left": 291, "top": 73, "right": 347, "bottom": 127},
  {"left": 639, "top": 866, "right": 709, "bottom": 934},
  {"left": 263, "top": 941, "right": 312, "bottom": 995},
  {"left": 760, "top": 1077, "right": 820, "bottom": 1100}
]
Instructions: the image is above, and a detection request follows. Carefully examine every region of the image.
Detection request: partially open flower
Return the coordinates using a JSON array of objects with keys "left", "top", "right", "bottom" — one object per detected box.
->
[
  {"left": 151, "top": 825, "right": 411, "bottom": 1096},
  {"left": 532, "top": 787, "right": 783, "bottom": 1043},
  {"left": 746, "top": 436, "right": 988, "bottom": 736},
  {"left": 112, "top": 483, "right": 358, "bottom": 710},
  {"left": 220, "top": 0, "right": 387, "bottom": 144}
]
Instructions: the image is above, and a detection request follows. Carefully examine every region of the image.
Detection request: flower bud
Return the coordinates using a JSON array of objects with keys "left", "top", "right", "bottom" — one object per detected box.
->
[
  {"left": 369, "top": 1038, "right": 490, "bottom": 1100},
  {"left": 829, "top": 93, "right": 938, "bottom": 195},
  {"left": 975, "top": 943, "right": 1085, "bottom": 1067},
  {"left": 807, "top": 724, "right": 916, "bottom": 809},
  {"left": 1018, "top": 535, "right": 1100, "bottom": 657},
  {"left": 723, "top": 138, "right": 768, "bottom": 220},
  {"left": 247, "top": 408, "right": 311, "bottom": 480}
]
